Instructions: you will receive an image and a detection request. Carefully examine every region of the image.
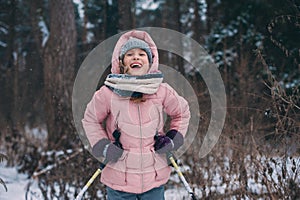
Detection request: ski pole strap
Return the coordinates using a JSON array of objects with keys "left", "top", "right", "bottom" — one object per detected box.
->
[{"left": 168, "top": 153, "right": 197, "bottom": 200}]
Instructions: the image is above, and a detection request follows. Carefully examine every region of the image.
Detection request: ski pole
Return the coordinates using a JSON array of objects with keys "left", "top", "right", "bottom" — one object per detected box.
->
[
  {"left": 167, "top": 153, "right": 197, "bottom": 200},
  {"left": 75, "top": 162, "right": 106, "bottom": 200}
]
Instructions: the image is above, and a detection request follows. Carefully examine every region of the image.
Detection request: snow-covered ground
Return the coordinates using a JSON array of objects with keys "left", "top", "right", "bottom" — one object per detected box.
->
[
  {"left": 0, "top": 163, "right": 38, "bottom": 200},
  {"left": 1, "top": 156, "right": 299, "bottom": 199}
]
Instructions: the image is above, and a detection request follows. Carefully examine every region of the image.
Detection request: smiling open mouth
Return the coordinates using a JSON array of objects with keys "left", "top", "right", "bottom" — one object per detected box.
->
[{"left": 130, "top": 63, "right": 142, "bottom": 68}]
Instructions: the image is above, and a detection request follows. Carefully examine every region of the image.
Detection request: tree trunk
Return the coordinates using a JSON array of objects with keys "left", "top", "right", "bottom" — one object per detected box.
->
[
  {"left": 161, "top": 0, "right": 185, "bottom": 75},
  {"left": 192, "top": 0, "right": 202, "bottom": 43},
  {"left": 118, "top": 0, "right": 134, "bottom": 31},
  {"left": 105, "top": 0, "right": 118, "bottom": 37},
  {"left": 174, "top": 0, "right": 184, "bottom": 75},
  {"left": 43, "top": 0, "right": 77, "bottom": 150},
  {"left": 4, "top": 0, "right": 21, "bottom": 131}
]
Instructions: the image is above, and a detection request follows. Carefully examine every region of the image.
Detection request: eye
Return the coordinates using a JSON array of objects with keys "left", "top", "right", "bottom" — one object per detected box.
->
[{"left": 139, "top": 53, "right": 146, "bottom": 56}]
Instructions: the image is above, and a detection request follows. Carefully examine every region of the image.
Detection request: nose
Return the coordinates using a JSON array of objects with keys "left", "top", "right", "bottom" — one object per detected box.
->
[{"left": 133, "top": 53, "right": 140, "bottom": 60}]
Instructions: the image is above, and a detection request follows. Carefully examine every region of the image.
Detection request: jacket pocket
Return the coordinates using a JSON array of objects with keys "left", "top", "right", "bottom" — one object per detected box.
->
[
  {"left": 152, "top": 151, "right": 170, "bottom": 181},
  {"left": 155, "top": 166, "right": 171, "bottom": 181}
]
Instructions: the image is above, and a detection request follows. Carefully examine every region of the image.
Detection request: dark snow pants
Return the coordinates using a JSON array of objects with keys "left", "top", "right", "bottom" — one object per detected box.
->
[{"left": 106, "top": 185, "right": 165, "bottom": 200}]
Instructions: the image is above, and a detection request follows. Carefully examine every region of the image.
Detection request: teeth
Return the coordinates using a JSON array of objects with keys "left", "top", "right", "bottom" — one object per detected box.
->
[{"left": 131, "top": 64, "right": 141, "bottom": 68}]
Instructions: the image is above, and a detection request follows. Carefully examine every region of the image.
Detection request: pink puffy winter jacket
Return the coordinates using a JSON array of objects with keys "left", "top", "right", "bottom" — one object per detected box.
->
[{"left": 82, "top": 30, "right": 190, "bottom": 194}]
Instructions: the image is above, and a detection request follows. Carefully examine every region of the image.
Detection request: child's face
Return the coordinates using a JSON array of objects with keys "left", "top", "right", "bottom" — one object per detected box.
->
[{"left": 122, "top": 48, "right": 150, "bottom": 76}]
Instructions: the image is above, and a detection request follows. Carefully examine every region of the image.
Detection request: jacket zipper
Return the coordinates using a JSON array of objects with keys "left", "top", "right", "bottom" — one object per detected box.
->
[{"left": 137, "top": 104, "right": 144, "bottom": 193}]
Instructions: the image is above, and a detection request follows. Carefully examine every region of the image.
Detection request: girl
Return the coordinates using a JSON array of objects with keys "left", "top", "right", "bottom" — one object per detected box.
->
[{"left": 82, "top": 30, "right": 190, "bottom": 199}]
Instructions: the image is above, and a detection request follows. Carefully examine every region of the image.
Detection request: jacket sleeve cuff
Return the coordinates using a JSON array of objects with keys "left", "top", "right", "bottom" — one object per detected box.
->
[{"left": 92, "top": 138, "right": 111, "bottom": 157}]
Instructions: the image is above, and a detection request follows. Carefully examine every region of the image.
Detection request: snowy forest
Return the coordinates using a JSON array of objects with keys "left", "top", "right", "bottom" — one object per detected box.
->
[{"left": 0, "top": 0, "right": 299, "bottom": 199}]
